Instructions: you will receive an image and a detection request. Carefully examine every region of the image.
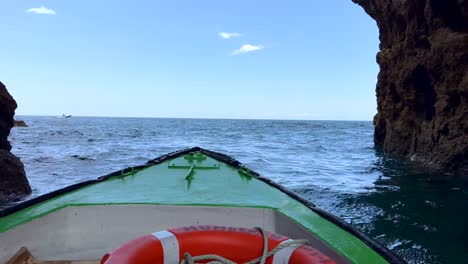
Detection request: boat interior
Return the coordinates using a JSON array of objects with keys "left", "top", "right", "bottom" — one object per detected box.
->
[{"left": 1, "top": 204, "right": 350, "bottom": 263}]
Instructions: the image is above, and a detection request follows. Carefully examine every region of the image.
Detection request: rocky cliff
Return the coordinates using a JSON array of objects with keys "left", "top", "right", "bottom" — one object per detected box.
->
[
  {"left": 0, "top": 81, "right": 31, "bottom": 204},
  {"left": 352, "top": 0, "right": 468, "bottom": 173}
]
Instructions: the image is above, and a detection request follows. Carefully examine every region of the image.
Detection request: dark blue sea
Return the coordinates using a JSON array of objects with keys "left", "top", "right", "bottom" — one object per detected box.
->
[{"left": 9, "top": 116, "right": 468, "bottom": 264}]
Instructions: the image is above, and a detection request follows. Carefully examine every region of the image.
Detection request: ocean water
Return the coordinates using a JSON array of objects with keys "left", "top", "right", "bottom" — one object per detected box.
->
[{"left": 8, "top": 116, "right": 468, "bottom": 264}]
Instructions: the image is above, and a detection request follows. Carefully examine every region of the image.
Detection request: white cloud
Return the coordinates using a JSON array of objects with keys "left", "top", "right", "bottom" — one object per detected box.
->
[
  {"left": 219, "top": 32, "right": 241, "bottom": 39},
  {"left": 25, "top": 6, "right": 56, "bottom": 15},
  {"left": 231, "top": 44, "right": 264, "bottom": 55}
]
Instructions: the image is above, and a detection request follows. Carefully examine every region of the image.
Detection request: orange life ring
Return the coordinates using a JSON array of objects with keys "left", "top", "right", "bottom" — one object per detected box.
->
[{"left": 101, "top": 225, "right": 337, "bottom": 264}]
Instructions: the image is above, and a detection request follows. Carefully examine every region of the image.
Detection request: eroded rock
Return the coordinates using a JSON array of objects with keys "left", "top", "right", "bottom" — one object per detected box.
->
[
  {"left": 353, "top": 0, "right": 468, "bottom": 173},
  {"left": 0, "top": 81, "right": 31, "bottom": 203},
  {"left": 0, "top": 150, "right": 30, "bottom": 205}
]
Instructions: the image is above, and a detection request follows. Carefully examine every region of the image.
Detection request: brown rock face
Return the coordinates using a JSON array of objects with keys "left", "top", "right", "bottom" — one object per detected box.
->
[
  {"left": 353, "top": 0, "right": 468, "bottom": 173},
  {"left": 0, "top": 82, "right": 16, "bottom": 151},
  {"left": 0, "top": 81, "right": 31, "bottom": 204},
  {"left": 0, "top": 150, "right": 30, "bottom": 203}
]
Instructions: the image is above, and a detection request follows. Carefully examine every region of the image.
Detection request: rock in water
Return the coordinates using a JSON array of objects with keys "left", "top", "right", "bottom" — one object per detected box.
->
[
  {"left": 352, "top": 0, "right": 468, "bottom": 174},
  {"left": 0, "top": 81, "right": 31, "bottom": 204},
  {"left": 13, "top": 120, "right": 28, "bottom": 127},
  {"left": 0, "top": 150, "right": 30, "bottom": 204}
]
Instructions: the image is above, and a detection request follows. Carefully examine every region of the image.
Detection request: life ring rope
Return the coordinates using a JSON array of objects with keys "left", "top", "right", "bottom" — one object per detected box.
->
[
  {"left": 102, "top": 225, "right": 337, "bottom": 264},
  {"left": 179, "top": 227, "right": 308, "bottom": 264}
]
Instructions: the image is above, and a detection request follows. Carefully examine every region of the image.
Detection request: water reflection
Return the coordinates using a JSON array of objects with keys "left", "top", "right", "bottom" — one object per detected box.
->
[{"left": 297, "top": 150, "right": 468, "bottom": 264}]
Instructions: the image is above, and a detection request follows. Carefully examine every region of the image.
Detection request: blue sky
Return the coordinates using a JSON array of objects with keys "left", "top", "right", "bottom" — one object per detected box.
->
[{"left": 0, "top": 1, "right": 379, "bottom": 120}]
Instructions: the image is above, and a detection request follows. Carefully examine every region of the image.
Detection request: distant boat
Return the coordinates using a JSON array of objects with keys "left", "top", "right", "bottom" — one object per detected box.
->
[{"left": 61, "top": 114, "right": 72, "bottom": 118}]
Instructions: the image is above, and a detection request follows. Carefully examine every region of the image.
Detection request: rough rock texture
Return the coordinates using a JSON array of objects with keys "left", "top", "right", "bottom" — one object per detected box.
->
[
  {"left": 0, "top": 81, "right": 31, "bottom": 203},
  {"left": 353, "top": 0, "right": 468, "bottom": 173},
  {"left": 0, "top": 82, "right": 16, "bottom": 151},
  {"left": 0, "top": 150, "right": 30, "bottom": 203}
]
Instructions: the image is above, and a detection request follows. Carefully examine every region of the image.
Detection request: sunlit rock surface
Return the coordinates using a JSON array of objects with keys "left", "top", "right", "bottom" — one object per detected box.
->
[
  {"left": 353, "top": 0, "right": 468, "bottom": 173},
  {"left": 0, "top": 81, "right": 31, "bottom": 204}
]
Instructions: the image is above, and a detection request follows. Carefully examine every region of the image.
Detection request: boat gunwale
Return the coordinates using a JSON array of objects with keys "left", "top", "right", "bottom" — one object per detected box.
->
[{"left": 0, "top": 146, "right": 405, "bottom": 264}]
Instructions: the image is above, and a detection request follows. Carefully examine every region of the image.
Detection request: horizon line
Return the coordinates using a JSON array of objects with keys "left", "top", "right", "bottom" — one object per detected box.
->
[{"left": 14, "top": 114, "right": 373, "bottom": 122}]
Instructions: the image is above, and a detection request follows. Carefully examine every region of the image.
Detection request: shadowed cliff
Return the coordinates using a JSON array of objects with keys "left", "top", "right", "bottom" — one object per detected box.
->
[
  {"left": 0, "top": 81, "right": 31, "bottom": 204},
  {"left": 353, "top": 0, "right": 468, "bottom": 174}
]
